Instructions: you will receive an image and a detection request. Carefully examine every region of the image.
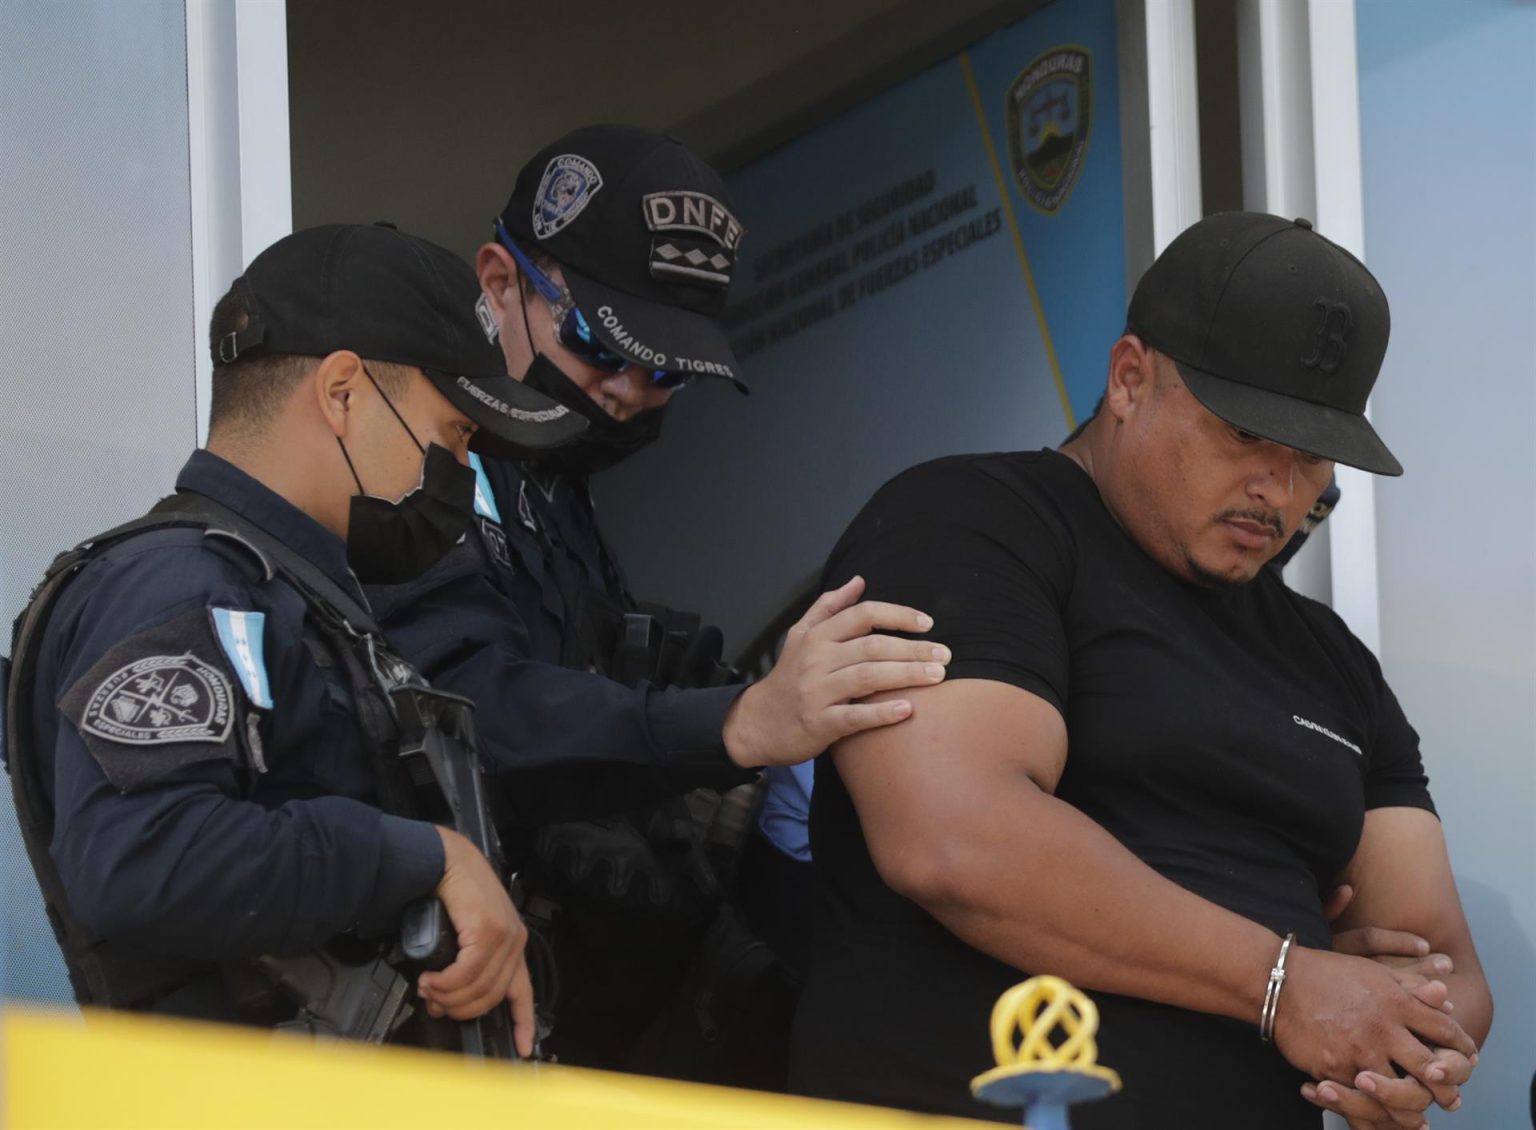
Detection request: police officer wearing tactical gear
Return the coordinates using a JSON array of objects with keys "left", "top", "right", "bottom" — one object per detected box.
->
[
  {"left": 3, "top": 223, "right": 583, "bottom": 1050},
  {"left": 370, "top": 126, "right": 950, "bottom": 1082}
]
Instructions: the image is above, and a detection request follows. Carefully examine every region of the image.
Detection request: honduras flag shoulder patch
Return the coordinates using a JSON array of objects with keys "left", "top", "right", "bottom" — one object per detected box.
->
[
  {"left": 468, "top": 452, "right": 502, "bottom": 523},
  {"left": 209, "top": 608, "right": 273, "bottom": 710}
]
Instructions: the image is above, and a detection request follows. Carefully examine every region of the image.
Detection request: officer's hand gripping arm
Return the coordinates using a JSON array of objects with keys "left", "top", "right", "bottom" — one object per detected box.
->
[{"left": 721, "top": 575, "right": 948, "bottom": 768}]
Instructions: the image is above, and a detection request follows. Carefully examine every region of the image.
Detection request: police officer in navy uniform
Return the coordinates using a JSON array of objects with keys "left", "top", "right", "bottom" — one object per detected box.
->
[
  {"left": 370, "top": 126, "right": 950, "bottom": 1080},
  {"left": 3, "top": 223, "right": 586, "bottom": 1047}
]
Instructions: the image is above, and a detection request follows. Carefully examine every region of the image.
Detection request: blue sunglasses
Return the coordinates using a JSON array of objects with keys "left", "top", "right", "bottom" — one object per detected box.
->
[{"left": 494, "top": 221, "right": 692, "bottom": 391}]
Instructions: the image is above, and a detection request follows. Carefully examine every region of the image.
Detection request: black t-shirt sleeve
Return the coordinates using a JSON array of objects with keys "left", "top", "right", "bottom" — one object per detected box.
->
[
  {"left": 1295, "top": 586, "right": 1435, "bottom": 817},
  {"left": 822, "top": 458, "right": 1074, "bottom": 714},
  {"left": 1363, "top": 665, "right": 1436, "bottom": 815}
]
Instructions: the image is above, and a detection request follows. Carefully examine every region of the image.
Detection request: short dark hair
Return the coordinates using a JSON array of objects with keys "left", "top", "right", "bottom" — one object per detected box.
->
[
  {"left": 207, "top": 287, "right": 318, "bottom": 437},
  {"left": 206, "top": 286, "right": 409, "bottom": 438}
]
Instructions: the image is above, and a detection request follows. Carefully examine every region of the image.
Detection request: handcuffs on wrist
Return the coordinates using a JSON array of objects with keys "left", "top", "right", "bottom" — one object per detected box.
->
[{"left": 1259, "top": 932, "right": 1296, "bottom": 1042}]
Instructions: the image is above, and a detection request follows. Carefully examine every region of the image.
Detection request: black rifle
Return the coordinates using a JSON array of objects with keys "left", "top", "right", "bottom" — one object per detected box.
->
[
  {"left": 222, "top": 663, "right": 523, "bottom": 1056},
  {"left": 253, "top": 947, "right": 414, "bottom": 1043},
  {"left": 392, "top": 682, "right": 521, "bottom": 1060},
  {"left": 212, "top": 684, "right": 522, "bottom": 1054}
]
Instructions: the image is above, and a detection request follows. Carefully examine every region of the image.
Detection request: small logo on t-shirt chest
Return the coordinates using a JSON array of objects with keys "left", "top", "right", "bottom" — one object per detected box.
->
[{"left": 1292, "top": 714, "right": 1362, "bottom": 756}]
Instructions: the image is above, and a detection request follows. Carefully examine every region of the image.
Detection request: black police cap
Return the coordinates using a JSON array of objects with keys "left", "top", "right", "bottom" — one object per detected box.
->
[
  {"left": 498, "top": 125, "right": 750, "bottom": 392},
  {"left": 214, "top": 223, "right": 586, "bottom": 458}
]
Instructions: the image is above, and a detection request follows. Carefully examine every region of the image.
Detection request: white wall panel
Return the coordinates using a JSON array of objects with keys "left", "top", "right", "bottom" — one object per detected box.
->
[
  {"left": 1358, "top": 1, "right": 1536, "bottom": 1123},
  {"left": 1, "top": 0, "right": 200, "bottom": 1004}
]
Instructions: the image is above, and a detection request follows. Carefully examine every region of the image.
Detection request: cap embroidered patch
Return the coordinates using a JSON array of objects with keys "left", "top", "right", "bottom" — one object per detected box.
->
[
  {"left": 650, "top": 238, "right": 735, "bottom": 286},
  {"left": 455, "top": 375, "right": 572, "bottom": 423},
  {"left": 643, "top": 191, "right": 744, "bottom": 287},
  {"left": 642, "top": 191, "right": 745, "bottom": 251},
  {"left": 532, "top": 154, "right": 604, "bottom": 239},
  {"left": 79, "top": 653, "right": 235, "bottom": 746}
]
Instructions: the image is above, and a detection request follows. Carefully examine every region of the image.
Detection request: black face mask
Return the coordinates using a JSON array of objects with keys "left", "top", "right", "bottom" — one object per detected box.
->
[
  {"left": 521, "top": 353, "right": 668, "bottom": 478},
  {"left": 338, "top": 370, "right": 477, "bottom": 585}
]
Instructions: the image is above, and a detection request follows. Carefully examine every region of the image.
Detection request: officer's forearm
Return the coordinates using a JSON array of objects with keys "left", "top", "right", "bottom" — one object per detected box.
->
[
  {"left": 437, "top": 645, "right": 745, "bottom": 779},
  {"left": 57, "top": 785, "right": 442, "bottom": 960}
]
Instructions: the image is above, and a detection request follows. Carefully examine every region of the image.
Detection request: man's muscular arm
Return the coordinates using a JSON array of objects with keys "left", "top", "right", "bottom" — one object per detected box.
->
[
  {"left": 835, "top": 678, "right": 1476, "bottom": 1093},
  {"left": 1299, "top": 808, "right": 1491, "bottom": 1128},
  {"left": 1334, "top": 808, "right": 1490, "bottom": 1044}
]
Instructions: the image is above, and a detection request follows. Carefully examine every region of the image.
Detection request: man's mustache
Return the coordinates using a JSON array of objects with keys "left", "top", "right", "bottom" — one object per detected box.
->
[{"left": 1214, "top": 508, "right": 1285, "bottom": 538}]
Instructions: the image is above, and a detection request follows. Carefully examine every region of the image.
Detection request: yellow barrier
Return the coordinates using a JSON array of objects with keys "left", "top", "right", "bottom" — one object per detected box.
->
[{"left": 4, "top": 1006, "right": 988, "bottom": 1129}]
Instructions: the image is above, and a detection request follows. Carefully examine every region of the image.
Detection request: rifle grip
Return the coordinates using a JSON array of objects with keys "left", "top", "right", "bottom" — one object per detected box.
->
[{"left": 401, "top": 897, "right": 458, "bottom": 972}]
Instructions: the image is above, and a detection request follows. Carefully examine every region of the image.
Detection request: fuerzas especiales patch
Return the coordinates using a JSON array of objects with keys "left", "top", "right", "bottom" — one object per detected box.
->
[
  {"left": 78, "top": 652, "right": 233, "bottom": 746},
  {"left": 60, "top": 608, "right": 245, "bottom": 794}
]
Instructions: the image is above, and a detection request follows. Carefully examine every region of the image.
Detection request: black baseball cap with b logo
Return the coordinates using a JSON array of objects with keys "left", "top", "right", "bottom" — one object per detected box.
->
[
  {"left": 1127, "top": 211, "right": 1401, "bottom": 476},
  {"left": 498, "top": 124, "right": 749, "bottom": 392}
]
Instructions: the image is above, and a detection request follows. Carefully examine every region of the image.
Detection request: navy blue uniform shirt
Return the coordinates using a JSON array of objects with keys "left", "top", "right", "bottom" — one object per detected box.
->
[
  {"left": 31, "top": 450, "right": 444, "bottom": 962},
  {"left": 369, "top": 455, "right": 746, "bottom": 815}
]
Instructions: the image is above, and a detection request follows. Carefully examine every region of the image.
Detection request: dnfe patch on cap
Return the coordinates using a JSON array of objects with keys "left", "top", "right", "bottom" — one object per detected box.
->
[
  {"left": 643, "top": 191, "right": 745, "bottom": 288},
  {"left": 532, "top": 154, "right": 604, "bottom": 239}
]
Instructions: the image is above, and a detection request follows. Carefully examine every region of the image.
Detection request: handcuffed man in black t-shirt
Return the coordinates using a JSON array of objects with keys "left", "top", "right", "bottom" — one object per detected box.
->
[{"left": 791, "top": 213, "right": 1492, "bottom": 1129}]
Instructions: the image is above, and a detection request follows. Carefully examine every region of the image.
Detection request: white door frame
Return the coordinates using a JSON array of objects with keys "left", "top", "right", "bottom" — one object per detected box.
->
[
  {"left": 1236, "top": 0, "right": 1381, "bottom": 650},
  {"left": 1306, "top": 0, "right": 1380, "bottom": 655},
  {"left": 1117, "top": 0, "right": 1203, "bottom": 292},
  {"left": 185, "top": 0, "right": 292, "bottom": 445}
]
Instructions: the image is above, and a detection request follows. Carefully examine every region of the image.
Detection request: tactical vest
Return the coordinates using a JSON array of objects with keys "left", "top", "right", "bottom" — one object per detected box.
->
[
  {"left": 492, "top": 477, "right": 775, "bottom": 1077},
  {"left": 4, "top": 493, "right": 443, "bottom": 1019}
]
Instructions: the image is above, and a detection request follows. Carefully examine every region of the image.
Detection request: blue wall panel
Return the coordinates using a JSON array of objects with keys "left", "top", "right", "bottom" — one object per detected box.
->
[{"left": 597, "top": 0, "right": 1126, "bottom": 648}]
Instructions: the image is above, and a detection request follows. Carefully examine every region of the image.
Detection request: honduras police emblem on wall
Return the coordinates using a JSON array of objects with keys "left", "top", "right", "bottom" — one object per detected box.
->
[
  {"left": 532, "top": 154, "right": 604, "bottom": 239},
  {"left": 80, "top": 653, "right": 234, "bottom": 745},
  {"left": 1006, "top": 46, "right": 1093, "bottom": 214}
]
